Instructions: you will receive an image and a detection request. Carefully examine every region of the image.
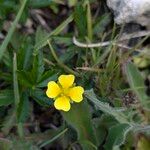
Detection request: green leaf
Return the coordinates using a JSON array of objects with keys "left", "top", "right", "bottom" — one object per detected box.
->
[
  {"left": 93, "top": 115, "right": 117, "bottom": 146},
  {"left": 17, "top": 92, "right": 29, "bottom": 123},
  {"left": 85, "top": 89, "right": 129, "bottom": 124},
  {"left": 37, "top": 71, "right": 58, "bottom": 87},
  {"left": 13, "top": 52, "right": 24, "bottom": 137},
  {"left": 62, "top": 100, "right": 97, "bottom": 150},
  {"left": 2, "top": 50, "right": 13, "bottom": 69},
  {"left": 125, "top": 62, "right": 149, "bottom": 109},
  {"left": 59, "top": 49, "right": 76, "bottom": 63},
  {"left": 0, "top": 90, "right": 14, "bottom": 106},
  {"left": 31, "top": 89, "right": 52, "bottom": 107},
  {"left": 106, "top": 48, "right": 117, "bottom": 72},
  {"left": 34, "top": 15, "right": 73, "bottom": 50},
  {"left": 104, "top": 124, "right": 132, "bottom": 150},
  {"left": 74, "top": 3, "right": 87, "bottom": 37},
  {"left": 32, "top": 51, "right": 45, "bottom": 82},
  {"left": 34, "top": 26, "right": 48, "bottom": 55},
  {"left": 17, "top": 37, "right": 33, "bottom": 70},
  {"left": 18, "top": 51, "right": 45, "bottom": 88},
  {"left": 10, "top": 31, "right": 23, "bottom": 50},
  {"left": 93, "top": 13, "right": 111, "bottom": 35},
  {"left": 13, "top": 53, "right": 20, "bottom": 106},
  {"left": 35, "top": 26, "right": 48, "bottom": 46},
  {"left": 17, "top": 70, "right": 34, "bottom": 88},
  {"left": 0, "top": 0, "right": 28, "bottom": 61}
]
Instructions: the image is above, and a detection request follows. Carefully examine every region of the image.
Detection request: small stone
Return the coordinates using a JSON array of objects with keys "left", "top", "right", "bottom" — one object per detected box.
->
[{"left": 107, "top": 0, "right": 150, "bottom": 28}]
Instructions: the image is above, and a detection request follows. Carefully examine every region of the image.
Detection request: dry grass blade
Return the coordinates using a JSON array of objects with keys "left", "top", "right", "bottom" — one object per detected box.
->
[{"left": 73, "top": 30, "right": 150, "bottom": 48}]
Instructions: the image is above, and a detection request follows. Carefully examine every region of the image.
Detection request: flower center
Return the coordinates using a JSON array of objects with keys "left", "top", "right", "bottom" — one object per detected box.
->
[{"left": 60, "top": 88, "right": 70, "bottom": 97}]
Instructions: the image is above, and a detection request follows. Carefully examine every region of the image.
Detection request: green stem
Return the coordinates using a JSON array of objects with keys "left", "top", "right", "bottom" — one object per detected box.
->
[
  {"left": 47, "top": 40, "right": 79, "bottom": 76},
  {"left": 13, "top": 53, "right": 24, "bottom": 138},
  {"left": 13, "top": 53, "right": 19, "bottom": 106},
  {"left": 86, "top": 1, "right": 96, "bottom": 62},
  {"left": 86, "top": 1, "right": 93, "bottom": 41},
  {"left": 18, "top": 122, "right": 24, "bottom": 138}
]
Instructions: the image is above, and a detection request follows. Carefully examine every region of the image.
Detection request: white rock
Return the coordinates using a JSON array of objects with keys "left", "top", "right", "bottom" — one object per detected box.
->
[{"left": 107, "top": 0, "right": 150, "bottom": 27}]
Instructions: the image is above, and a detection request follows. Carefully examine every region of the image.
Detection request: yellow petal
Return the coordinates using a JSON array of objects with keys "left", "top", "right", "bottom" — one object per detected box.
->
[
  {"left": 58, "top": 74, "right": 75, "bottom": 88},
  {"left": 54, "top": 96, "right": 71, "bottom": 111},
  {"left": 69, "top": 86, "right": 84, "bottom": 102},
  {"left": 46, "top": 81, "right": 61, "bottom": 98}
]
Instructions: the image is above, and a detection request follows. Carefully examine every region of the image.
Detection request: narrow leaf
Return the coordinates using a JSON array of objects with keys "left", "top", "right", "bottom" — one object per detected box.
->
[
  {"left": 0, "top": 0, "right": 28, "bottom": 61},
  {"left": 74, "top": 3, "right": 87, "bottom": 37},
  {"left": 34, "top": 15, "right": 73, "bottom": 50},
  {"left": 39, "top": 128, "right": 68, "bottom": 148},
  {"left": 17, "top": 92, "right": 29, "bottom": 123}
]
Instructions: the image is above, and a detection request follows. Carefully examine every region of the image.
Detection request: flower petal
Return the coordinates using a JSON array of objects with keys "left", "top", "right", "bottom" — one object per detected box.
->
[
  {"left": 58, "top": 74, "right": 75, "bottom": 88},
  {"left": 69, "top": 86, "right": 84, "bottom": 102},
  {"left": 54, "top": 96, "right": 71, "bottom": 111},
  {"left": 46, "top": 81, "right": 61, "bottom": 98}
]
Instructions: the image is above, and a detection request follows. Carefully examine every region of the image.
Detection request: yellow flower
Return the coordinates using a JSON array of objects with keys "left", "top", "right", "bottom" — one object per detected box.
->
[{"left": 46, "top": 74, "right": 84, "bottom": 111}]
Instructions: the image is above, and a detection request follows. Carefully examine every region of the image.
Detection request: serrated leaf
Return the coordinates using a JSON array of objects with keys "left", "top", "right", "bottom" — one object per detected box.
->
[
  {"left": 62, "top": 100, "right": 97, "bottom": 150},
  {"left": 125, "top": 62, "right": 149, "bottom": 109},
  {"left": 0, "top": 90, "right": 14, "bottom": 106}
]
